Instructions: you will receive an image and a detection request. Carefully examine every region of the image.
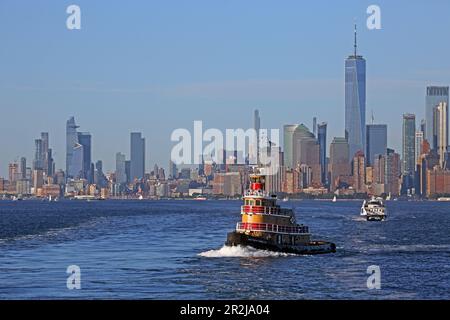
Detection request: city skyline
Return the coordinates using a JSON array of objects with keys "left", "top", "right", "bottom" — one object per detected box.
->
[{"left": 2, "top": 1, "right": 450, "bottom": 176}]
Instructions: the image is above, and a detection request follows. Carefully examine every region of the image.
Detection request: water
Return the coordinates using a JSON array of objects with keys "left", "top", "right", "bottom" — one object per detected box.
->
[{"left": 0, "top": 200, "right": 449, "bottom": 300}]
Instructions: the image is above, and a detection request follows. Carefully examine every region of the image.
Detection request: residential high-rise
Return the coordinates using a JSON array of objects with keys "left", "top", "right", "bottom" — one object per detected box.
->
[
  {"left": 33, "top": 139, "right": 43, "bottom": 170},
  {"left": 366, "top": 124, "right": 387, "bottom": 166},
  {"left": 415, "top": 131, "right": 424, "bottom": 166},
  {"left": 434, "top": 102, "right": 448, "bottom": 168},
  {"left": 317, "top": 122, "right": 327, "bottom": 185},
  {"left": 46, "top": 148, "right": 55, "bottom": 177},
  {"left": 130, "top": 132, "right": 145, "bottom": 181},
  {"left": 66, "top": 116, "right": 79, "bottom": 178},
  {"left": 425, "top": 86, "right": 448, "bottom": 149},
  {"left": 329, "top": 137, "right": 350, "bottom": 191},
  {"left": 345, "top": 24, "right": 366, "bottom": 159},
  {"left": 39, "top": 132, "right": 50, "bottom": 175}
]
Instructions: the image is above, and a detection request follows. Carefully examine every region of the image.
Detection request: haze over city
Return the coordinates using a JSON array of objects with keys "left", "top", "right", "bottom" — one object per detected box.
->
[{"left": 1, "top": 0, "right": 450, "bottom": 176}]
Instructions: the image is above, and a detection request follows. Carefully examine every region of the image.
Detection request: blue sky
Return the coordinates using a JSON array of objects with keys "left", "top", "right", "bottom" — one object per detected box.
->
[{"left": 1, "top": 0, "right": 450, "bottom": 176}]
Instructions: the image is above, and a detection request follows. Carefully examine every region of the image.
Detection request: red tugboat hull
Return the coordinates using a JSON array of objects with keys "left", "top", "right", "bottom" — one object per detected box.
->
[{"left": 225, "top": 231, "right": 336, "bottom": 255}]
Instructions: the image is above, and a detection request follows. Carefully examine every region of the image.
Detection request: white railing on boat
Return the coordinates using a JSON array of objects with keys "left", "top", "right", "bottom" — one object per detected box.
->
[
  {"left": 236, "top": 222, "right": 309, "bottom": 235},
  {"left": 241, "top": 205, "right": 292, "bottom": 216},
  {"left": 244, "top": 189, "right": 269, "bottom": 197}
]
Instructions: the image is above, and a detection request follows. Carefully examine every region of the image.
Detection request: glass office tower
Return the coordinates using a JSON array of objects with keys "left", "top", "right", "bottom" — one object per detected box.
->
[{"left": 345, "top": 25, "right": 366, "bottom": 159}]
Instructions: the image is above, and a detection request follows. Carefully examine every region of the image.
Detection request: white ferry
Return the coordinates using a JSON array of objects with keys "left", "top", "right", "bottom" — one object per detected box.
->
[{"left": 361, "top": 197, "right": 386, "bottom": 221}]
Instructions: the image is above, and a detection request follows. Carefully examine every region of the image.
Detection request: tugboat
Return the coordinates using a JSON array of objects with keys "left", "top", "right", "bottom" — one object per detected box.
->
[
  {"left": 360, "top": 197, "right": 386, "bottom": 221},
  {"left": 225, "top": 174, "right": 336, "bottom": 255}
]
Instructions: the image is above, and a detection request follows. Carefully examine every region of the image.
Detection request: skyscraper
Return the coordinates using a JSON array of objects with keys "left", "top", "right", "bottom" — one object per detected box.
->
[
  {"left": 20, "top": 157, "right": 27, "bottom": 179},
  {"left": 317, "top": 122, "right": 327, "bottom": 185},
  {"left": 77, "top": 132, "right": 92, "bottom": 182},
  {"left": 415, "top": 131, "right": 424, "bottom": 166},
  {"left": 66, "top": 116, "right": 79, "bottom": 178},
  {"left": 385, "top": 148, "right": 400, "bottom": 196},
  {"left": 283, "top": 125, "right": 298, "bottom": 169},
  {"left": 70, "top": 143, "right": 84, "bottom": 178},
  {"left": 287, "top": 124, "right": 321, "bottom": 186},
  {"left": 169, "top": 159, "right": 178, "bottom": 180},
  {"left": 434, "top": 102, "right": 448, "bottom": 168},
  {"left": 425, "top": 86, "right": 448, "bottom": 149},
  {"left": 345, "top": 24, "right": 366, "bottom": 159},
  {"left": 402, "top": 114, "right": 416, "bottom": 194},
  {"left": 402, "top": 114, "right": 416, "bottom": 176},
  {"left": 352, "top": 151, "right": 366, "bottom": 193},
  {"left": 130, "top": 132, "right": 145, "bottom": 181},
  {"left": 366, "top": 124, "right": 387, "bottom": 166},
  {"left": 329, "top": 137, "right": 350, "bottom": 191},
  {"left": 33, "top": 139, "right": 43, "bottom": 170},
  {"left": 41, "top": 132, "right": 49, "bottom": 174},
  {"left": 116, "top": 152, "right": 127, "bottom": 184}
]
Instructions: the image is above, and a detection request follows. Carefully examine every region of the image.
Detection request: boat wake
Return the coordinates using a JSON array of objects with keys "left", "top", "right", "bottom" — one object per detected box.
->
[{"left": 198, "top": 245, "right": 295, "bottom": 258}]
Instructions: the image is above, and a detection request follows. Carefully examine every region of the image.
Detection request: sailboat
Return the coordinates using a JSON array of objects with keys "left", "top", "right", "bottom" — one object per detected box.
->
[{"left": 332, "top": 196, "right": 337, "bottom": 203}]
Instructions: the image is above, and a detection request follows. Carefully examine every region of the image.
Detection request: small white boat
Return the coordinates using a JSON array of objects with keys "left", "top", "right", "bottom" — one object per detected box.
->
[
  {"left": 332, "top": 196, "right": 337, "bottom": 203},
  {"left": 282, "top": 197, "right": 289, "bottom": 202},
  {"left": 138, "top": 195, "right": 144, "bottom": 200},
  {"left": 361, "top": 197, "right": 386, "bottom": 221}
]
